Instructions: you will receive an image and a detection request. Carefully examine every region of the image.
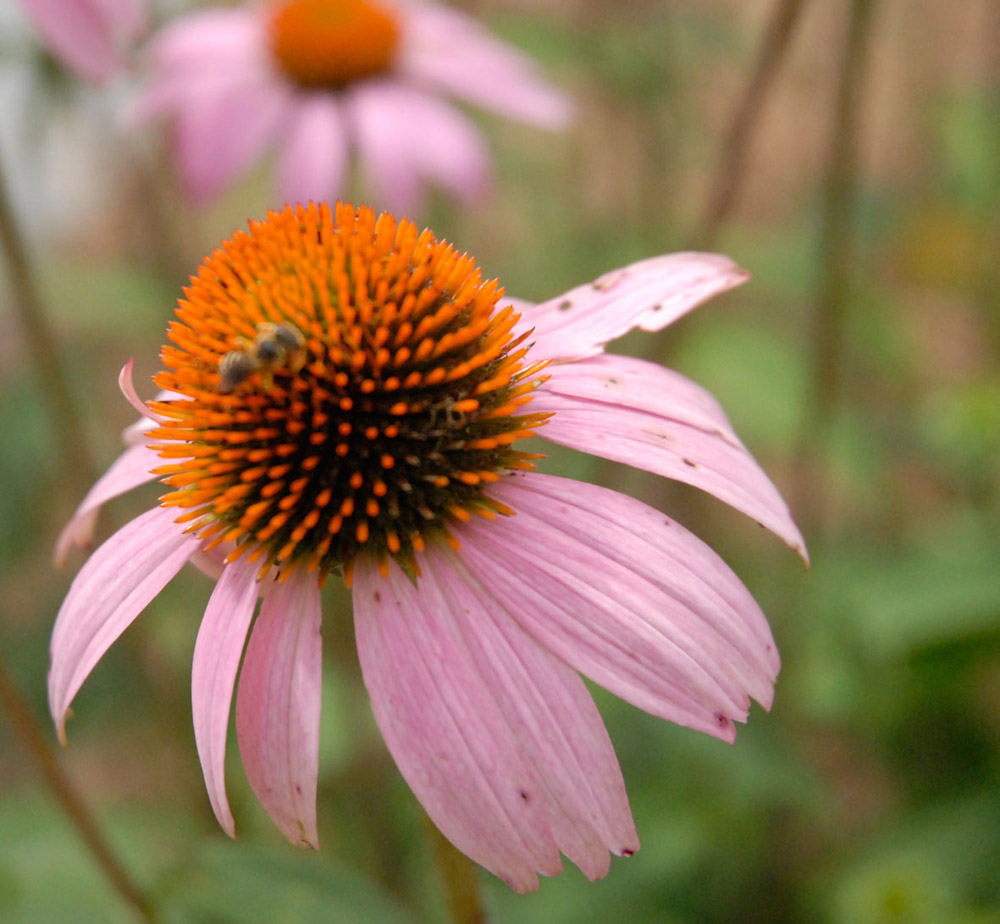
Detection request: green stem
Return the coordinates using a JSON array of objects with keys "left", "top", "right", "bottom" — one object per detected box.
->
[
  {"left": 693, "top": 0, "right": 810, "bottom": 250},
  {"left": 0, "top": 650, "right": 159, "bottom": 924},
  {"left": 424, "top": 814, "right": 488, "bottom": 924},
  {"left": 0, "top": 155, "right": 96, "bottom": 494}
]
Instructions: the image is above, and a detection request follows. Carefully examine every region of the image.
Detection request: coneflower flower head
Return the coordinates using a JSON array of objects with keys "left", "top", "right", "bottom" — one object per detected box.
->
[
  {"left": 149, "top": 201, "right": 548, "bottom": 581},
  {"left": 51, "top": 202, "right": 806, "bottom": 891},
  {"left": 135, "top": 0, "right": 571, "bottom": 212}
]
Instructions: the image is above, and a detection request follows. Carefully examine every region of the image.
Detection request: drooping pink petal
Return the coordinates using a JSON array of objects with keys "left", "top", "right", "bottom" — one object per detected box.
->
[
  {"left": 277, "top": 95, "right": 349, "bottom": 207},
  {"left": 54, "top": 443, "right": 160, "bottom": 567},
  {"left": 366, "top": 544, "right": 639, "bottom": 882},
  {"left": 49, "top": 505, "right": 197, "bottom": 743},
  {"left": 398, "top": 1, "right": 571, "bottom": 128},
  {"left": 235, "top": 570, "right": 322, "bottom": 849},
  {"left": 191, "top": 557, "right": 261, "bottom": 839},
  {"left": 456, "top": 472, "right": 780, "bottom": 742},
  {"left": 532, "top": 354, "right": 808, "bottom": 559},
  {"left": 513, "top": 254, "right": 750, "bottom": 362},
  {"left": 19, "top": 0, "right": 145, "bottom": 82},
  {"left": 354, "top": 554, "right": 565, "bottom": 891}
]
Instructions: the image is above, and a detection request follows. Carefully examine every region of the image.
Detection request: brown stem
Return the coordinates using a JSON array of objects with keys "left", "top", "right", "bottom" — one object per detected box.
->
[
  {"left": 0, "top": 156, "right": 96, "bottom": 494},
  {"left": 424, "top": 814, "right": 488, "bottom": 924},
  {"left": 0, "top": 650, "right": 160, "bottom": 923},
  {"left": 794, "top": 0, "right": 880, "bottom": 530},
  {"left": 693, "top": 0, "right": 810, "bottom": 250}
]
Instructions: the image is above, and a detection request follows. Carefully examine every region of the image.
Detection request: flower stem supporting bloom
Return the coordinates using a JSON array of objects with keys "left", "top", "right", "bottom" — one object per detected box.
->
[
  {"left": 0, "top": 156, "right": 96, "bottom": 497},
  {"left": 0, "top": 650, "right": 160, "bottom": 924},
  {"left": 424, "top": 811, "right": 487, "bottom": 924}
]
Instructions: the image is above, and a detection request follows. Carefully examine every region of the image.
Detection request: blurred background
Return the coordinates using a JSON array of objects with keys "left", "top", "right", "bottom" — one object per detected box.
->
[{"left": 1, "top": 0, "right": 998, "bottom": 921}]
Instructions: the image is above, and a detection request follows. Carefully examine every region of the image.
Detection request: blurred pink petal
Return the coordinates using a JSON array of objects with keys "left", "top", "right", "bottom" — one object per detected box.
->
[
  {"left": 533, "top": 354, "right": 808, "bottom": 559},
  {"left": 18, "top": 0, "right": 145, "bottom": 82},
  {"left": 173, "top": 79, "right": 289, "bottom": 203},
  {"left": 515, "top": 253, "right": 750, "bottom": 362},
  {"left": 49, "top": 505, "right": 197, "bottom": 742},
  {"left": 354, "top": 545, "right": 638, "bottom": 890},
  {"left": 191, "top": 557, "right": 261, "bottom": 838},
  {"left": 458, "top": 472, "right": 780, "bottom": 739},
  {"left": 349, "top": 81, "right": 488, "bottom": 214},
  {"left": 236, "top": 571, "right": 323, "bottom": 849},
  {"left": 54, "top": 443, "right": 159, "bottom": 567},
  {"left": 278, "top": 95, "right": 349, "bottom": 207},
  {"left": 400, "top": 2, "right": 571, "bottom": 128},
  {"left": 144, "top": 8, "right": 266, "bottom": 72}
]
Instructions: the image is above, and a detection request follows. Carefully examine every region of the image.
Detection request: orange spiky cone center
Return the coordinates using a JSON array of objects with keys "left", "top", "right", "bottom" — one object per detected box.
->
[
  {"left": 147, "top": 201, "right": 548, "bottom": 582},
  {"left": 268, "top": 0, "right": 400, "bottom": 89}
]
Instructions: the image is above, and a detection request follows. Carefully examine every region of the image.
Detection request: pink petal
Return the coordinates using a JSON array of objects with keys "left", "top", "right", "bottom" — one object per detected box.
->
[
  {"left": 118, "top": 359, "right": 162, "bottom": 423},
  {"left": 404, "top": 94, "right": 490, "bottom": 203},
  {"left": 172, "top": 78, "right": 288, "bottom": 203},
  {"left": 235, "top": 570, "right": 322, "bottom": 849},
  {"left": 362, "top": 544, "right": 639, "bottom": 883},
  {"left": 54, "top": 443, "right": 160, "bottom": 567},
  {"left": 354, "top": 554, "right": 563, "bottom": 891},
  {"left": 191, "top": 557, "right": 261, "bottom": 839},
  {"left": 20, "top": 0, "right": 144, "bottom": 82},
  {"left": 347, "top": 82, "right": 424, "bottom": 215},
  {"left": 142, "top": 8, "right": 264, "bottom": 74},
  {"left": 398, "top": 2, "right": 571, "bottom": 128},
  {"left": 513, "top": 253, "right": 750, "bottom": 362},
  {"left": 349, "top": 82, "right": 488, "bottom": 215},
  {"left": 456, "top": 472, "right": 780, "bottom": 741},
  {"left": 121, "top": 389, "right": 186, "bottom": 445},
  {"left": 533, "top": 354, "right": 808, "bottom": 559},
  {"left": 278, "top": 95, "right": 348, "bottom": 206},
  {"left": 49, "top": 505, "right": 197, "bottom": 743}
]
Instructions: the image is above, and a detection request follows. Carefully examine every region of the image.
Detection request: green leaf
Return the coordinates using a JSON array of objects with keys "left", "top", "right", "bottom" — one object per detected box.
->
[{"left": 159, "top": 841, "right": 416, "bottom": 924}]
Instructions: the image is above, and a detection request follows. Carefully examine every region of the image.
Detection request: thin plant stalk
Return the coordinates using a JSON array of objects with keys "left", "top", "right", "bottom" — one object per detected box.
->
[
  {"left": 796, "top": 0, "right": 880, "bottom": 531},
  {"left": 693, "top": 0, "right": 810, "bottom": 250},
  {"left": 424, "top": 813, "right": 488, "bottom": 924},
  {"left": 0, "top": 649, "right": 159, "bottom": 924},
  {"left": 0, "top": 156, "right": 96, "bottom": 495}
]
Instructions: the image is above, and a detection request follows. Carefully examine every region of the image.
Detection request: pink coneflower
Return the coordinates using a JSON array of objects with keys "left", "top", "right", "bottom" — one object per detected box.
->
[
  {"left": 134, "top": 0, "right": 571, "bottom": 214},
  {"left": 51, "top": 201, "right": 805, "bottom": 891},
  {"left": 14, "top": 0, "right": 146, "bottom": 82}
]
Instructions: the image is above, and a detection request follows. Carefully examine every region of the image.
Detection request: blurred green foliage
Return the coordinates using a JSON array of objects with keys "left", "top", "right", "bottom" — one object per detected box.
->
[{"left": 1, "top": 1, "right": 998, "bottom": 922}]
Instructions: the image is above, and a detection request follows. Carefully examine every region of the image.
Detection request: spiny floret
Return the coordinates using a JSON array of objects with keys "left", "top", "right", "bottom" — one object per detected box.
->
[{"left": 147, "top": 202, "right": 549, "bottom": 581}]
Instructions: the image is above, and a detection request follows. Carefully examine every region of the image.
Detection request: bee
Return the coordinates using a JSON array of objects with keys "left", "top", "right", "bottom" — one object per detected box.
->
[{"left": 217, "top": 322, "right": 307, "bottom": 393}]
